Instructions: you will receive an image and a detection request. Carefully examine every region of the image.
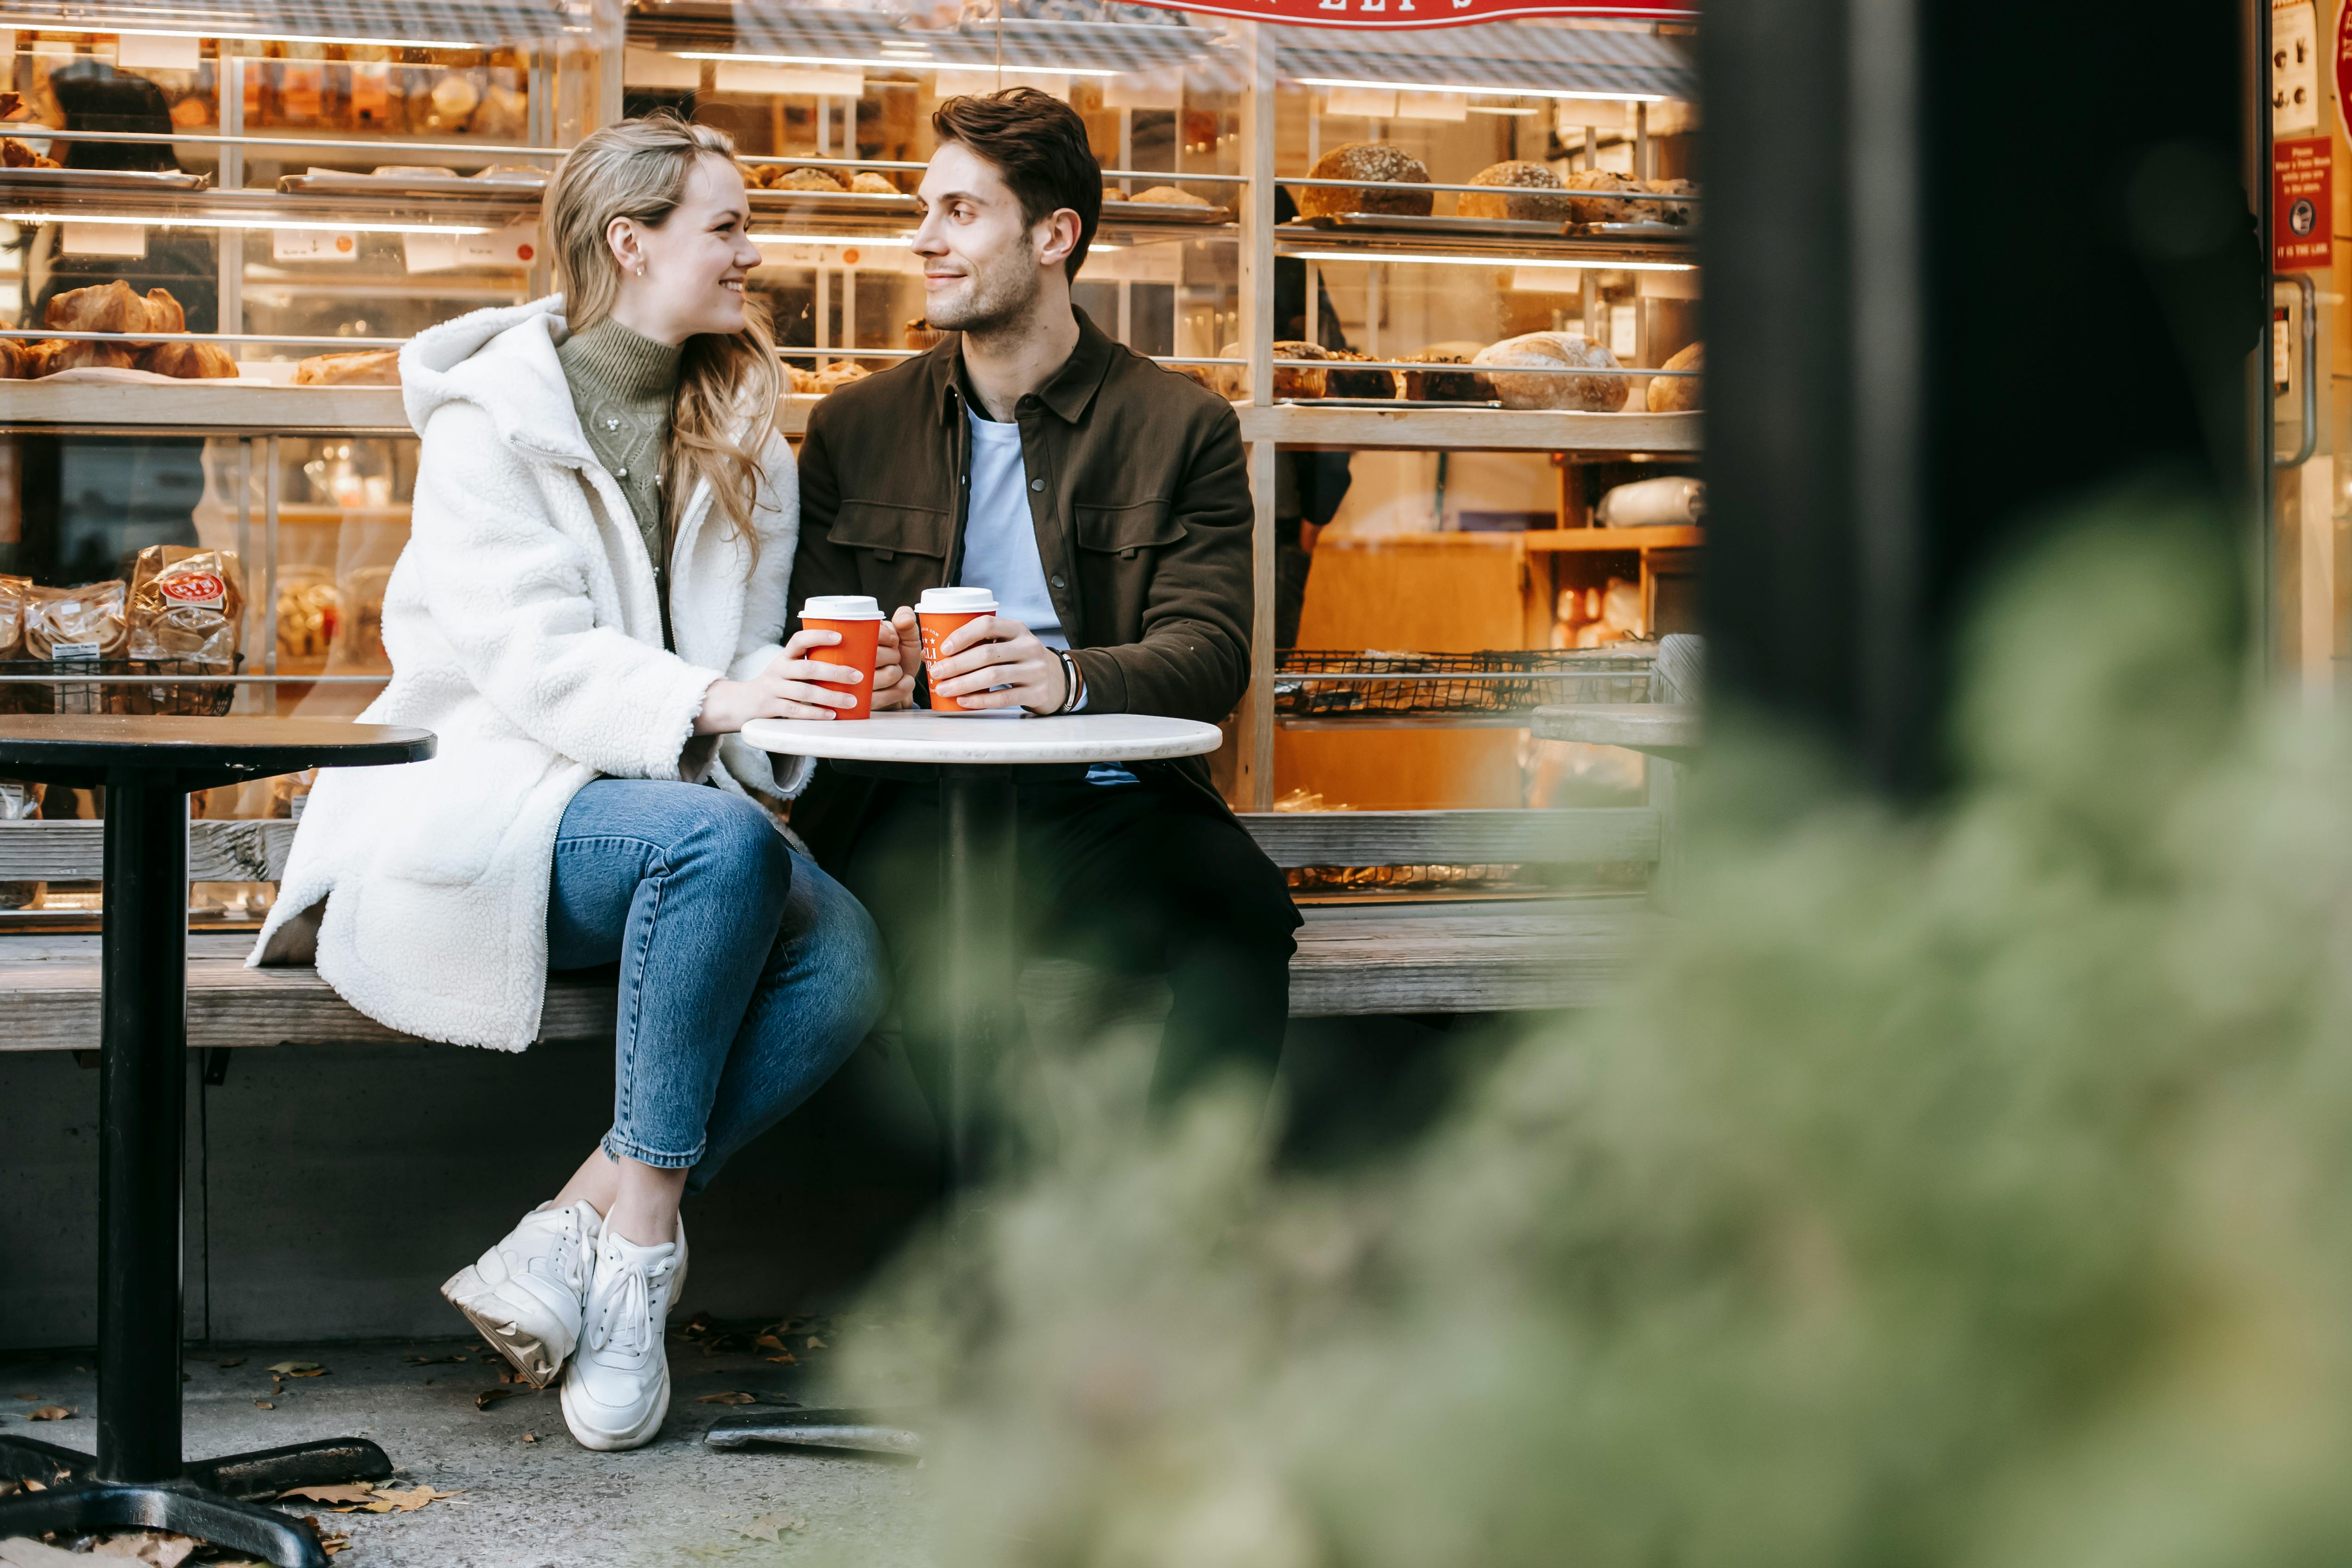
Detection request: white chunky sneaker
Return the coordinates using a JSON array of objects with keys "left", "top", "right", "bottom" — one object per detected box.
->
[
  {"left": 560, "top": 1219, "right": 688, "bottom": 1452},
  {"left": 440, "top": 1200, "right": 601, "bottom": 1388}
]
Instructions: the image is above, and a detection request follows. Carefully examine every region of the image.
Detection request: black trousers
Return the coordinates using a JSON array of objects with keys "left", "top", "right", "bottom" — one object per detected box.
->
[{"left": 841, "top": 776, "right": 1301, "bottom": 1134}]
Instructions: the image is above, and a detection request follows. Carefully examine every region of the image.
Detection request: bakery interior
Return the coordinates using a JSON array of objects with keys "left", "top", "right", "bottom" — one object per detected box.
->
[{"left": 0, "top": 1, "right": 1701, "bottom": 923}]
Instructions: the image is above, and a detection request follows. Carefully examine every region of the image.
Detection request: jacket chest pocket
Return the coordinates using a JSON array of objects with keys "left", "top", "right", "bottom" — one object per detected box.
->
[
  {"left": 832, "top": 499, "right": 952, "bottom": 564},
  {"left": 1075, "top": 499, "right": 1180, "bottom": 561}
]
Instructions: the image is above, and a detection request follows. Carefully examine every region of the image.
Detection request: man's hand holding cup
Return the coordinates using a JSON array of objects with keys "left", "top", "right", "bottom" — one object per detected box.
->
[{"left": 912, "top": 588, "right": 1069, "bottom": 714}]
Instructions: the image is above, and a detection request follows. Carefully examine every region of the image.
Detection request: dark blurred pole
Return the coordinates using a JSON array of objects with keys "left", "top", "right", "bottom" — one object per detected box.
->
[{"left": 1702, "top": 0, "right": 2267, "bottom": 793}]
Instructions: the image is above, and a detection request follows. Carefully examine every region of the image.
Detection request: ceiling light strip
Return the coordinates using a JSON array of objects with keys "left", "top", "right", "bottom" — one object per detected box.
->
[
  {"left": 1295, "top": 76, "right": 1667, "bottom": 103},
  {"left": 3, "top": 210, "right": 492, "bottom": 234},
  {"left": 675, "top": 49, "right": 1123, "bottom": 78},
  {"left": 1284, "top": 247, "right": 1694, "bottom": 271}
]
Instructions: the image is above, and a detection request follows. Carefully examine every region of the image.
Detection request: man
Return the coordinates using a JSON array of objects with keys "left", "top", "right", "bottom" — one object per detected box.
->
[{"left": 788, "top": 88, "right": 1299, "bottom": 1133}]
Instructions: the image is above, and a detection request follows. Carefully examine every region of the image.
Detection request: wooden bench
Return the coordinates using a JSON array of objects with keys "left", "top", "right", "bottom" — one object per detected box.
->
[{"left": 0, "top": 807, "right": 1669, "bottom": 1050}]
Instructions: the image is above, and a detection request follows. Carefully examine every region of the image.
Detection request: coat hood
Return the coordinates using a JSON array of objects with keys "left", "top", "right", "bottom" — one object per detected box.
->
[{"left": 399, "top": 293, "right": 595, "bottom": 463}]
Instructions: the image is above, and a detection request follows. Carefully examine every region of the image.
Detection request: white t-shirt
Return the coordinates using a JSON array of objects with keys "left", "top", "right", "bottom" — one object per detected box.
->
[{"left": 958, "top": 407, "right": 1133, "bottom": 781}]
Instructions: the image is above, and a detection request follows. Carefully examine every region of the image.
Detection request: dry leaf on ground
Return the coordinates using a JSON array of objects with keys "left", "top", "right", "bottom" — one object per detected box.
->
[
  {"left": 370, "top": 1485, "right": 460, "bottom": 1513},
  {"left": 405, "top": 1353, "right": 468, "bottom": 1365},
  {"left": 804, "top": 1336, "right": 826, "bottom": 1350},
  {"left": 475, "top": 1387, "right": 524, "bottom": 1410},
  {"left": 267, "top": 1362, "right": 325, "bottom": 1378},
  {"left": 253, "top": 1400, "right": 274, "bottom": 1410},
  {"left": 89, "top": 1530, "right": 197, "bottom": 1566},
  {"left": 521, "top": 1432, "right": 538, "bottom": 1443},
  {"left": 732, "top": 1512, "right": 808, "bottom": 1542},
  {"left": 215, "top": 1357, "right": 245, "bottom": 1368},
  {"left": 753, "top": 1333, "right": 786, "bottom": 1351},
  {"left": 697, "top": 1391, "right": 756, "bottom": 1404},
  {"left": 297, "top": 1520, "right": 350, "bottom": 1557},
  {"left": 763, "top": 1353, "right": 797, "bottom": 1365},
  {"left": 280, "top": 1484, "right": 376, "bottom": 1505},
  {"left": 26, "top": 1406, "right": 71, "bottom": 1421}
]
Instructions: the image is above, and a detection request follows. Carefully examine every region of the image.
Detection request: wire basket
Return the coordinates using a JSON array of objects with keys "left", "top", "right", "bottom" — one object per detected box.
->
[
  {"left": 0, "top": 657, "right": 241, "bottom": 718},
  {"left": 1275, "top": 646, "right": 1656, "bottom": 718}
]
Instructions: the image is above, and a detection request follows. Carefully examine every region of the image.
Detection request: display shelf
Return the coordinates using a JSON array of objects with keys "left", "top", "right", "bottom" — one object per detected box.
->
[
  {"left": 1239, "top": 403, "right": 1699, "bottom": 453},
  {"left": 0, "top": 383, "right": 836, "bottom": 437},
  {"left": 1524, "top": 525, "right": 1702, "bottom": 551},
  {"left": 1276, "top": 712, "right": 1584, "bottom": 731}
]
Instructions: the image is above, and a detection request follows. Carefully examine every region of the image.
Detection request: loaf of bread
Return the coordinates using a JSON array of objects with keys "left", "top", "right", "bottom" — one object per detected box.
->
[
  {"left": 137, "top": 341, "right": 236, "bottom": 379},
  {"left": 1563, "top": 168, "right": 1641, "bottom": 225},
  {"left": 904, "top": 318, "right": 948, "bottom": 352},
  {"left": 1644, "top": 176, "right": 1695, "bottom": 225},
  {"left": 1399, "top": 348, "right": 1480, "bottom": 402},
  {"left": 848, "top": 171, "right": 898, "bottom": 195},
  {"left": 128, "top": 544, "right": 244, "bottom": 665},
  {"left": 787, "top": 363, "right": 872, "bottom": 395},
  {"left": 296, "top": 348, "right": 400, "bottom": 386},
  {"left": 1297, "top": 143, "right": 1432, "bottom": 219},
  {"left": 0, "top": 575, "right": 28, "bottom": 659},
  {"left": 1647, "top": 339, "right": 1702, "bottom": 411},
  {"left": 1473, "top": 332, "right": 1627, "bottom": 411},
  {"left": 1459, "top": 160, "right": 1572, "bottom": 223},
  {"left": 22, "top": 580, "right": 128, "bottom": 659},
  {"left": 1132, "top": 185, "right": 1209, "bottom": 208},
  {"left": 1323, "top": 348, "right": 1395, "bottom": 400}
]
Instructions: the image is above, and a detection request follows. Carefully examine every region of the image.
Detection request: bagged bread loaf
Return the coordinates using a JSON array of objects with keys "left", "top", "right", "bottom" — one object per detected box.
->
[
  {"left": 1647, "top": 339, "right": 1702, "bottom": 411},
  {"left": 136, "top": 340, "right": 237, "bottom": 379},
  {"left": 1297, "top": 143, "right": 1432, "bottom": 219},
  {"left": 0, "top": 575, "right": 29, "bottom": 658},
  {"left": 1596, "top": 475, "right": 1704, "bottom": 527},
  {"left": 128, "top": 545, "right": 245, "bottom": 665},
  {"left": 22, "top": 580, "right": 127, "bottom": 660},
  {"left": 1459, "top": 160, "right": 1572, "bottom": 223},
  {"left": 1472, "top": 332, "right": 1628, "bottom": 411},
  {"left": 296, "top": 348, "right": 401, "bottom": 386}
]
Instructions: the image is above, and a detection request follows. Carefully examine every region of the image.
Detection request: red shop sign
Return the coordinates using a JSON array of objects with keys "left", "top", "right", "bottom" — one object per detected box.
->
[
  {"left": 2275, "top": 135, "right": 2333, "bottom": 270},
  {"left": 1125, "top": 0, "right": 1693, "bottom": 28}
]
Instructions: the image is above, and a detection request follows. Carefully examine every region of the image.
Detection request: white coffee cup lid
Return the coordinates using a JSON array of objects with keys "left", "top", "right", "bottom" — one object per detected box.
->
[
  {"left": 917, "top": 587, "right": 998, "bottom": 613},
  {"left": 802, "top": 594, "right": 883, "bottom": 620}
]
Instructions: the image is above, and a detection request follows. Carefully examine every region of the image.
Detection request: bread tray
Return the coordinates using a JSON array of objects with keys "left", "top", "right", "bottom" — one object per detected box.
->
[
  {"left": 279, "top": 169, "right": 545, "bottom": 196},
  {"left": 1277, "top": 396, "right": 1501, "bottom": 409},
  {"left": 1289, "top": 213, "right": 1566, "bottom": 238},
  {"left": 0, "top": 165, "right": 210, "bottom": 190},
  {"left": 749, "top": 188, "right": 918, "bottom": 216},
  {"left": 1101, "top": 199, "right": 1232, "bottom": 224},
  {"left": 1568, "top": 220, "right": 1694, "bottom": 238}
]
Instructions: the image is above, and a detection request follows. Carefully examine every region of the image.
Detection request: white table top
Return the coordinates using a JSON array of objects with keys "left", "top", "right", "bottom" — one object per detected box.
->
[{"left": 739, "top": 709, "right": 1224, "bottom": 766}]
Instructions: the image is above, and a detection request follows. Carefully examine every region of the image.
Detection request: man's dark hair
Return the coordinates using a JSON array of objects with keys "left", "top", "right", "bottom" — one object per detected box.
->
[{"left": 931, "top": 88, "right": 1101, "bottom": 281}]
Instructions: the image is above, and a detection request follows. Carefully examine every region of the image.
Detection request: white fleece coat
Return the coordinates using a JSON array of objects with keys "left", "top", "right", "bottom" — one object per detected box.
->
[{"left": 248, "top": 296, "right": 813, "bottom": 1050}]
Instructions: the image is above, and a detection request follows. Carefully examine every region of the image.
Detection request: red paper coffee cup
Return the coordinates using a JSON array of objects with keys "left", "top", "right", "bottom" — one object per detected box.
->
[
  {"left": 916, "top": 587, "right": 999, "bottom": 714},
  {"left": 802, "top": 594, "right": 883, "bottom": 720}
]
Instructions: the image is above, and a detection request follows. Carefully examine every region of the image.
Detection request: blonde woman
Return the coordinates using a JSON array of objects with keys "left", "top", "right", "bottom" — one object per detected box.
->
[{"left": 251, "top": 112, "right": 901, "bottom": 1451}]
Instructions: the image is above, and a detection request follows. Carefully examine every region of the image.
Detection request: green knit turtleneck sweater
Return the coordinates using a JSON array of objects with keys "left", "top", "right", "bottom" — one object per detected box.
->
[{"left": 558, "top": 317, "right": 683, "bottom": 636}]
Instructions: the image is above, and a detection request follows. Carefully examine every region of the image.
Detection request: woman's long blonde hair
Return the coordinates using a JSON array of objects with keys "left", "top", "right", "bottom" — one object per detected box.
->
[{"left": 546, "top": 111, "right": 780, "bottom": 556}]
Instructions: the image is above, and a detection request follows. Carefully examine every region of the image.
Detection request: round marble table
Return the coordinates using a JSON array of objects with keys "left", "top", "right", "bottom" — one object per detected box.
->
[
  {"left": 740, "top": 711, "right": 1222, "bottom": 1192},
  {"left": 0, "top": 716, "right": 434, "bottom": 1568}
]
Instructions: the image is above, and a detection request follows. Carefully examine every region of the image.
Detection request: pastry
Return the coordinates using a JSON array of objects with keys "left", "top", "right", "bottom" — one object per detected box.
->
[
  {"left": 1296, "top": 143, "right": 1432, "bottom": 219},
  {"left": 1647, "top": 339, "right": 1702, "bottom": 411},
  {"left": 136, "top": 340, "right": 237, "bottom": 378},
  {"left": 1642, "top": 176, "right": 1695, "bottom": 225},
  {"left": 1322, "top": 348, "right": 1395, "bottom": 400},
  {"left": 140, "top": 288, "right": 186, "bottom": 334},
  {"left": 42, "top": 339, "right": 136, "bottom": 374},
  {"left": 1564, "top": 168, "right": 1642, "bottom": 225},
  {"left": 43, "top": 281, "right": 186, "bottom": 342},
  {"left": 469, "top": 82, "right": 527, "bottom": 141},
  {"left": 295, "top": 348, "right": 401, "bottom": 386},
  {"left": 1472, "top": 332, "right": 1628, "bottom": 411},
  {"left": 1270, "top": 341, "right": 1331, "bottom": 399},
  {"left": 1, "top": 136, "right": 58, "bottom": 169},
  {"left": 848, "top": 171, "right": 898, "bottom": 195},
  {"left": 22, "top": 580, "right": 128, "bottom": 660},
  {"left": 376, "top": 165, "right": 457, "bottom": 178},
  {"left": 904, "top": 318, "right": 948, "bottom": 352},
  {"left": 1459, "top": 161, "right": 1572, "bottom": 223},
  {"left": 128, "top": 545, "right": 244, "bottom": 666},
  {"left": 18, "top": 340, "right": 66, "bottom": 378},
  {"left": 811, "top": 362, "right": 868, "bottom": 394},
  {"left": 274, "top": 568, "right": 342, "bottom": 671},
  {"left": 771, "top": 166, "right": 846, "bottom": 191},
  {"left": 0, "top": 340, "right": 29, "bottom": 380},
  {"left": 1131, "top": 185, "right": 1209, "bottom": 208},
  {"left": 1400, "top": 348, "right": 1480, "bottom": 402}
]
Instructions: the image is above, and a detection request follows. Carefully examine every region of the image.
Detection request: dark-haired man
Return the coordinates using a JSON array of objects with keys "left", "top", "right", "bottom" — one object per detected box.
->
[{"left": 788, "top": 88, "right": 1299, "bottom": 1132}]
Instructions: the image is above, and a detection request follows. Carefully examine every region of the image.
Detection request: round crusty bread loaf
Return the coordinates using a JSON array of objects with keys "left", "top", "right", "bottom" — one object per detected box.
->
[
  {"left": 849, "top": 171, "right": 899, "bottom": 195},
  {"left": 1564, "top": 168, "right": 1641, "bottom": 225},
  {"left": 1132, "top": 185, "right": 1209, "bottom": 208},
  {"left": 1473, "top": 332, "right": 1627, "bottom": 411},
  {"left": 1211, "top": 340, "right": 1333, "bottom": 400},
  {"left": 1458, "top": 160, "right": 1572, "bottom": 223},
  {"left": 770, "top": 166, "right": 846, "bottom": 191},
  {"left": 1647, "top": 339, "right": 1702, "bottom": 412},
  {"left": 1297, "top": 143, "right": 1432, "bottom": 219}
]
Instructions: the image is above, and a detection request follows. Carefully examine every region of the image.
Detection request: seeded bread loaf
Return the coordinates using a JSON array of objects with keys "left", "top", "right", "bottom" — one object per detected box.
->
[
  {"left": 1297, "top": 143, "right": 1432, "bottom": 219},
  {"left": 1459, "top": 160, "right": 1572, "bottom": 223},
  {"left": 1563, "top": 168, "right": 1641, "bottom": 225},
  {"left": 1647, "top": 339, "right": 1702, "bottom": 411}
]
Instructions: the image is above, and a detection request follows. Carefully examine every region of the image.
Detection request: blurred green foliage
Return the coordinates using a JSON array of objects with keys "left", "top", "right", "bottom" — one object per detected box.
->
[{"left": 842, "top": 507, "right": 2352, "bottom": 1568}]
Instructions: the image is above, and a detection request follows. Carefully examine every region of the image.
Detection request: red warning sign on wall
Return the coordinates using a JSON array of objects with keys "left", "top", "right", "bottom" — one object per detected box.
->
[{"left": 2275, "top": 135, "right": 2333, "bottom": 270}]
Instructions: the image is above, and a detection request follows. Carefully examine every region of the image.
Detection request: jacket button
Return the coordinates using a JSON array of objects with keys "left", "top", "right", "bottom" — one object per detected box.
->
[
  {"left": 1050, "top": 575, "right": 1065, "bottom": 589},
  {"left": 1028, "top": 477, "right": 1044, "bottom": 492}
]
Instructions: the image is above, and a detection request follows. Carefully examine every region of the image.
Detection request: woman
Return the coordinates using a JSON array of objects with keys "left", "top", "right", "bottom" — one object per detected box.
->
[{"left": 250, "top": 112, "right": 901, "bottom": 1451}]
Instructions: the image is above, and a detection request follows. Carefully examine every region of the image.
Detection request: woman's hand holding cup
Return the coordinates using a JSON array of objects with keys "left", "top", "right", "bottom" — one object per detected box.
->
[{"left": 694, "top": 624, "right": 872, "bottom": 733}]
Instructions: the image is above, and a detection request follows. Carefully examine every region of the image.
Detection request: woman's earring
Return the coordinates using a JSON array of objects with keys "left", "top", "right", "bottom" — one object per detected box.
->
[{"left": 634, "top": 261, "right": 647, "bottom": 278}]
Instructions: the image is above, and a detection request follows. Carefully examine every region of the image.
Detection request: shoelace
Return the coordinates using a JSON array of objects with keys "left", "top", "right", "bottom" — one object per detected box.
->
[
  {"left": 522, "top": 1210, "right": 584, "bottom": 1291},
  {"left": 586, "top": 1253, "right": 672, "bottom": 1357}
]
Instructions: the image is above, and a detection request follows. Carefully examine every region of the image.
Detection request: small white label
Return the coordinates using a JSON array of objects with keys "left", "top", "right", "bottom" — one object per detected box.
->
[
  {"left": 117, "top": 32, "right": 201, "bottom": 70},
  {"left": 1323, "top": 85, "right": 1396, "bottom": 119},
  {"left": 288, "top": 791, "right": 309, "bottom": 822},
  {"left": 402, "top": 231, "right": 457, "bottom": 274},
  {"left": 60, "top": 222, "right": 145, "bottom": 259},
  {"left": 1610, "top": 303, "right": 1638, "bottom": 358},
  {"left": 1509, "top": 266, "right": 1581, "bottom": 293},
  {"left": 51, "top": 641, "right": 100, "bottom": 661},
  {"left": 273, "top": 228, "right": 358, "bottom": 262}
]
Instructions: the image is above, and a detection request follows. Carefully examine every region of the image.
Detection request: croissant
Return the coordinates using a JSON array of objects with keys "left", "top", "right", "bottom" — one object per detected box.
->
[
  {"left": 0, "top": 339, "right": 29, "bottom": 380},
  {"left": 136, "top": 340, "right": 236, "bottom": 379},
  {"left": 43, "top": 339, "right": 136, "bottom": 374},
  {"left": 46, "top": 279, "right": 146, "bottom": 334},
  {"left": 141, "top": 288, "right": 186, "bottom": 334}
]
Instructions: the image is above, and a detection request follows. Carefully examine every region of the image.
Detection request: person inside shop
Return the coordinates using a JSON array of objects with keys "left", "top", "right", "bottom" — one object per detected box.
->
[
  {"left": 1270, "top": 185, "right": 1355, "bottom": 649},
  {"left": 787, "top": 88, "right": 1302, "bottom": 1161},
  {"left": 250, "top": 112, "right": 891, "bottom": 1454}
]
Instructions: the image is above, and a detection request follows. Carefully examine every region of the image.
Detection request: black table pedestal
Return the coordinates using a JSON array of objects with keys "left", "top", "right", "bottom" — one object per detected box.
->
[
  {"left": 940, "top": 766, "right": 1018, "bottom": 1195},
  {"left": 0, "top": 717, "right": 433, "bottom": 1568}
]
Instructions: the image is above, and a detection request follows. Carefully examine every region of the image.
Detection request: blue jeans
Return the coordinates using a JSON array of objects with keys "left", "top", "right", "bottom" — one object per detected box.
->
[{"left": 547, "top": 779, "right": 886, "bottom": 1196}]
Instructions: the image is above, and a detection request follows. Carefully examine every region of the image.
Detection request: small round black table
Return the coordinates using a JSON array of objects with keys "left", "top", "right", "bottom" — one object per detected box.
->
[{"left": 0, "top": 716, "right": 434, "bottom": 1568}]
